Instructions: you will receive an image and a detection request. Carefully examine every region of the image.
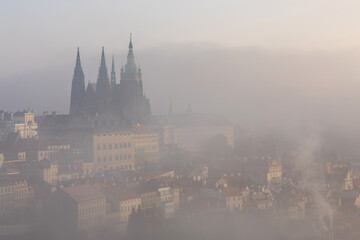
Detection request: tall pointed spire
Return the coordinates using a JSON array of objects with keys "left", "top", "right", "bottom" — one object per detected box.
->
[
  {"left": 169, "top": 100, "right": 174, "bottom": 115},
  {"left": 100, "top": 47, "right": 106, "bottom": 68},
  {"left": 126, "top": 33, "right": 135, "bottom": 68},
  {"left": 187, "top": 101, "right": 193, "bottom": 115},
  {"left": 96, "top": 47, "right": 111, "bottom": 113},
  {"left": 111, "top": 54, "right": 116, "bottom": 87},
  {"left": 70, "top": 47, "right": 86, "bottom": 115},
  {"left": 75, "top": 47, "right": 81, "bottom": 69},
  {"left": 129, "top": 33, "right": 133, "bottom": 50}
]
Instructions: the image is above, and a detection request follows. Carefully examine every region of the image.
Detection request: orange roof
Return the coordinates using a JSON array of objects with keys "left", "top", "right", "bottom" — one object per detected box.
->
[
  {"left": 133, "top": 125, "right": 157, "bottom": 135},
  {"left": 103, "top": 184, "right": 140, "bottom": 201},
  {"left": 63, "top": 184, "right": 105, "bottom": 202},
  {"left": 221, "top": 186, "right": 240, "bottom": 197}
]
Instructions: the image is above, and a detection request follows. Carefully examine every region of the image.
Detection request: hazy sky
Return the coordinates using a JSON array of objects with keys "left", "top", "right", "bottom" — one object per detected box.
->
[
  {"left": 1, "top": 0, "right": 360, "bottom": 132},
  {"left": 2, "top": 0, "right": 360, "bottom": 75}
]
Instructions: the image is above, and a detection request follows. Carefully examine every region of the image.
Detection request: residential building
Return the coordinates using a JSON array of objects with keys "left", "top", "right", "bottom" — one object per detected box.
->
[
  {"left": 13, "top": 179, "right": 34, "bottom": 209},
  {"left": 267, "top": 159, "right": 282, "bottom": 185},
  {"left": 0, "top": 179, "right": 14, "bottom": 213},
  {"left": 0, "top": 110, "right": 38, "bottom": 140},
  {"left": 158, "top": 186, "right": 175, "bottom": 218},
  {"left": 103, "top": 184, "right": 141, "bottom": 223},
  {"left": 92, "top": 130, "right": 135, "bottom": 173},
  {"left": 57, "top": 184, "right": 106, "bottom": 231},
  {"left": 222, "top": 186, "right": 243, "bottom": 211},
  {"left": 133, "top": 125, "right": 159, "bottom": 168}
]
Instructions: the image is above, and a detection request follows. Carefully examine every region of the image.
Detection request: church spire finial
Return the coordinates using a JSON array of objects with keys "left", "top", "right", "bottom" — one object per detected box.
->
[
  {"left": 169, "top": 99, "right": 174, "bottom": 115},
  {"left": 75, "top": 47, "right": 81, "bottom": 69},
  {"left": 187, "top": 101, "right": 193, "bottom": 115},
  {"left": 111, "top": 54, "right": 115, "bottom": 72},
  {"left": 129, "top": 33, "right": 133, "bottom": 50},
  {"left": 70, "top": 47, "right": 85, "bottom": 115},
  {"left": 111, "top": 54, "right": 116, "bottom": 86}
]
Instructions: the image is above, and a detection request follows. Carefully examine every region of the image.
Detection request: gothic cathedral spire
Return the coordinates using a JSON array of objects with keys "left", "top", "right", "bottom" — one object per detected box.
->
[
  {"left": 96, "top": 47, "right": 111, "bottom": 113},
  {"left": 69, "top": 47, "right": 85, "bottom": 115},
  {"left": 111, "top": 54, "right": 116, "bottom": 87}
]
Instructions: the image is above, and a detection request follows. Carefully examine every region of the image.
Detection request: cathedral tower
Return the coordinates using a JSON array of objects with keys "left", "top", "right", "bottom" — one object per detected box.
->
[
  {"left": 95, "top": 47, "right": 111, "bottom": 113},
  {"left": 110, "top": 55, "right": 116, "bottom": 88},
  {"left": 69, "top": 48, "right": 85, "bottom": 115},
  {"left": 119, "top": 34, "right": 151, "bottom": 123}
]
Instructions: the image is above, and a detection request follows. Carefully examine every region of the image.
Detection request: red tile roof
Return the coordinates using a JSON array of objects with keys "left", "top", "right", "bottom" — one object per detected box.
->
[
  {"left": 103, "top": 184, "right": 140, "bottom": 201},
  {"left": 221, "top": 186, "right": 240, "bottom": 197},
  {"left": 63, "top": 184, "right": 105, "bottom": 202}
]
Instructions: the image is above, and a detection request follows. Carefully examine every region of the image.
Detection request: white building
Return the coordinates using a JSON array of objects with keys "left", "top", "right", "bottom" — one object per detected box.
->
[
  {"left": 0, "top": 110, "right": 38, "bottom": 140},
  {"left": 158, "top": 186, "right": 175, "bottom": 218}
]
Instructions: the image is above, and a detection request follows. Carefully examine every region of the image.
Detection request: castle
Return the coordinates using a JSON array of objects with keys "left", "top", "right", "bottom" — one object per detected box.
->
[{"left": 69, "top": 35, "right": 151, "bottom": 123}]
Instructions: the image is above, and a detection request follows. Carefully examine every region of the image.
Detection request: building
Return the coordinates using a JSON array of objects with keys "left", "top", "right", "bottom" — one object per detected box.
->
[
  {"left": 92, "top": 129, "right": 135, "bottom": 173},
  {"left": 0, "top": 178, "right": 14, "bottom": 214},
  {"left": 0, "top": 110, "right": 38, "bottom": 140},
  {"left": 13, "top": 179, "right": 35, "bottom": 209},
  {"left": 138, "top": 184, "right": 160, "bottom": 216},
  {"left": 57, "top": 184, "right": 106, "bottom": 231},
  {"left": 69, "top": 35, "right": 151, "bottom": 123},
  {"left": 158, "top": 186, "right": 175, "bottom": 218},
  {"left": 267, "top": 159, "right": 282, "bottom": 185},
  {"left": 133, "top": 125, "right": 159, "bottom": 168},
  {"left": 152, "top": 110, "right": 234, "bottom": 152},
  {"left": 38, "top": 160, "right": 58, "bottom": 186},
  {"left": 0, "top": 176, "right": 35, "bottom": 214},
  {"left": 222, "top": 186, "right": 243, "bottom": 212},
  {"left": 102, "top": 184, "right": 141, "bottom": 223},
  {"left": 251, "top": 192, "right": 273, "bottom": 211},
  {"left": 13, "top": 111, "right": 38, "bottom": 139}
]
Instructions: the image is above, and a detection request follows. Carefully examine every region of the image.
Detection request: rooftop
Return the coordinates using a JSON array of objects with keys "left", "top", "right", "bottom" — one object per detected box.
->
[
  {"left": 63, "top": 184, "right": 105, "bottom": 202},
  {"left": 221, "top": 186, "right": 241, "bottom": 197}
]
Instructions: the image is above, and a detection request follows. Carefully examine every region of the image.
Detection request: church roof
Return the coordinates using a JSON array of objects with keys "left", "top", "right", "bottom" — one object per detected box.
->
[{"left": 86, "top": 82, "right": 97, "bottom": 93}]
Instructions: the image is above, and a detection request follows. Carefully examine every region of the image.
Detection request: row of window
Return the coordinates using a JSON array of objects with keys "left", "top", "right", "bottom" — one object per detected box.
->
[
  {"left": 0, "top": 187, "right": 14, "bottom": 194},
  {"left": 96, "top": 132, "right": 131, "bottom": 137},
  {"left": 227, "top": 196, "right": 241, "bottom": 201},
  {"left": 97, "top": 143, "right": 131, "bottom": 151},
  {"left": 136, "top": 139, "right": 158, "bottom": 144},
  {"left": 120, "top": 205, "right": 136, "bottom": 212},
  {"left": 0, "top": 196, "right": 12, "bottom": 203},
  {"left": 79, "top": 199, "right": 103, "bottom": 207},
  {"left": 97, "top": 154, "right": 132, "bottom": 162},
  {"left": 99, "top": 164, "right": 133, "bottom": 171},
  {"left": 135, "top": 145, "right": 158, "bottom": 151},
  {"left": 80, "top": 205, "right": 105, "bottom": 215}
]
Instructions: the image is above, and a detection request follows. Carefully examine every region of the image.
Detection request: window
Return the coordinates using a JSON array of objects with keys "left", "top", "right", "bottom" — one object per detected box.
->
[
  {"left": 103, "top": 156, "right": 107, "bottom": 162},
  {"left": 115, "top": 144, "right": 118, "bottom": 149},
  {"left": 103, "top": 144, "right": 106, "bottom": 150},
  {"left": 97, "top": 145, "right": 101, "bottom": 151},
  {"left": 128, "top": 154, "right": 131, "bottom": 159},
  {"left": 115, "top": 155, "right": 118, "bottom": 161},
  {"left": 128, "top": 143, "right": 131, "bottom": 148},
  {"left": 108, "top": 144, "right": 112, "bottom": 149},
  {"left": 109, "top": 156, "right": 112, "bottom": 161}
]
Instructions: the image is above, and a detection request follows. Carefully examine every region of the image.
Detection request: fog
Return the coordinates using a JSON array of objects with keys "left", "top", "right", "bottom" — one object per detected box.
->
[
  {"left": 2, "top": 36, "right": 360, "bottom": 240},
  {"left": 2, "top": 44, "right": 360, "bottom": 133}
]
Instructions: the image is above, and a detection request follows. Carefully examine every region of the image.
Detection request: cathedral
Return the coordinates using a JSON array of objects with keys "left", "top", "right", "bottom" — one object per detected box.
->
[{"left": 69, "top": 35, "right": 151, "bottom": 123}]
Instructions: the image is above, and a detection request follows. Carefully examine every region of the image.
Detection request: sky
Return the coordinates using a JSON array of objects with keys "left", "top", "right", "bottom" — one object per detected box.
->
[{"left": 1, "top": 0, "right": 360, "bottom": 131}]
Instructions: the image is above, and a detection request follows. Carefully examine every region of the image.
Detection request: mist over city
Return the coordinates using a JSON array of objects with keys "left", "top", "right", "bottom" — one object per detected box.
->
[{"left": 1, "top": 1, "right": 360, "bottom": 240}]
